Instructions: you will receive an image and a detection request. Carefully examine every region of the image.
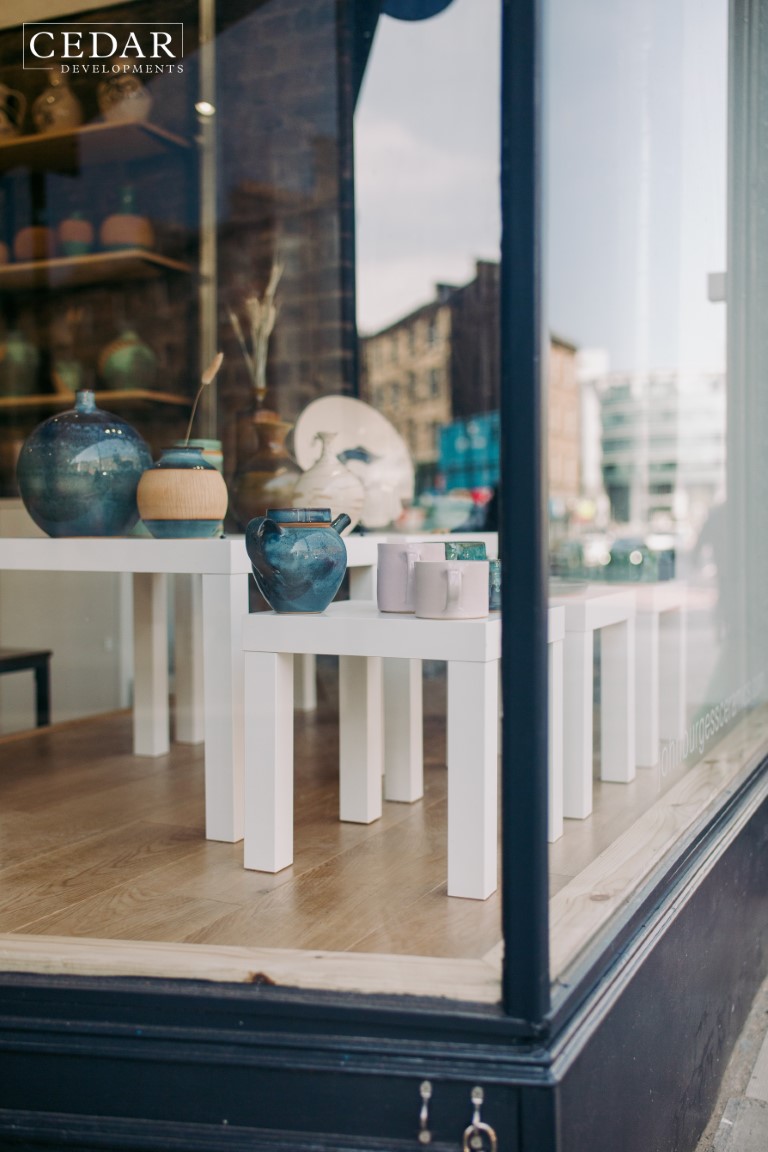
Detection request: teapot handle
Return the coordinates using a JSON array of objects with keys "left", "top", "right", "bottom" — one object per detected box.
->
[
  {"left": 256, "top": 516, "right": 283, "bottom": 542},
  {"left": 331, "top": 512, "right": 351, "bottom": 535},
  {"left": 245, "top": 516, "right": 283, "bottom": 557}
]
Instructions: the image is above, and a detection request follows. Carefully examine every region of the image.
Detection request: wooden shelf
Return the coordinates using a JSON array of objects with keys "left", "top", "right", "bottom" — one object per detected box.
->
[
  {"left": 0, "top": 121, "right": 192, "bottom": 175},
  {"left": 0, "top": 390, "right": 191, "bottom": 416},
  {"left": 0, "top": 249, "right": 194, "bottom": 291}
]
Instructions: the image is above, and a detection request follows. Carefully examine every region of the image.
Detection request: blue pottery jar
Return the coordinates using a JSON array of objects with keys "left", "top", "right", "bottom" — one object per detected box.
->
[
  {"left": 245, "top": 507, "right": 351, "bottom": 613},
  {"left": 16, "top": 389, "right": 152, "bottom": 537}
]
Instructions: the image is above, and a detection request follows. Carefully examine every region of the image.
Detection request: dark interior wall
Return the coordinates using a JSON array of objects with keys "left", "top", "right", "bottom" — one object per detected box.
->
[{"left": 213, "top": 0, "right": 357, "bottom": 487}]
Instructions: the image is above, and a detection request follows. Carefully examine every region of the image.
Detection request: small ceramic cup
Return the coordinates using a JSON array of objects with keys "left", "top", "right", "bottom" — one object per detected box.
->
[
  {"left": 488, "top": 559, "right": 502, "bottom": 611},
  {"left": 444, "top": 540, "right": 487, "bottom": 561},
  {"left": 414, "top": 559, "right": 490, "bottom": 620},
  {"left": 377, "top": 540, "right": 445, "bottom": 613}
]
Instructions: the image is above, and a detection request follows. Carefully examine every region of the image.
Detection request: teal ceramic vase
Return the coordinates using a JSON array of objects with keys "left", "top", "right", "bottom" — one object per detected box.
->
[
  {"left": 16, "top": 389, "right": 152, "bottom": 537},
  {"left": 98, "top": 327, "right": 158, "bottom": 391}
]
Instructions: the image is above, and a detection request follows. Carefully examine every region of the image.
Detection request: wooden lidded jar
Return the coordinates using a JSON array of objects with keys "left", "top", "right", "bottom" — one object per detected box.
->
[{"left": 137, "top": 445, "right": 228, "bottom": 538}]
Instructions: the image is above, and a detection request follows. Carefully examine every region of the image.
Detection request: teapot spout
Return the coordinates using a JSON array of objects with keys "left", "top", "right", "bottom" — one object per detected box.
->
[{"left": 331, "top": 512, "right": 351, "bottom": 535}]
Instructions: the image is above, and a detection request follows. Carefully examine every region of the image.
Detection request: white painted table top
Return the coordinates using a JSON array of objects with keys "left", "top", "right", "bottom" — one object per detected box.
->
[
  {"left": 548, "top": 584, "right": 636, "bottom": 631},
  {"left": 0, "top": 532, "right": 379, "bottom": 575}
]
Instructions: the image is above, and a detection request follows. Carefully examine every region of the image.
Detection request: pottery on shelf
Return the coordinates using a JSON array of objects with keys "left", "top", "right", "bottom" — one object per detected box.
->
[
  {"left": 231, "top": 409, "right": 301, "bottom": 530},
  {"left": 137, "top": 445, "right": 228, "bottom": 539},
  {"left": 245, "top": 507, "right": 351, "bottom": 614},
  {"left": 0, "top": 328, "right": 40, "bottom": 397},
  {"left": 32, "top": 67, "right": 83, "bottom": 133},
  {"left": 13, "top": 222, "right": 55, "bottom": 262},
  {"left": 58, "top": 210, "right": 94, "bottom": 257},
  {"left": 292, "top": 430, "right": 364, "bottom": 536},
  {"left": 0, "top": 83, "right": 26, "bottom": 137},
  {"left": 97, "top": 61, "right": 153, "bottom": 124},
  {"left": 99, "top": 185, "right": 155, "bottom": 251},
  {"left": 16, "top": 389, "right": 152, "bottom": 537},
  {"left": 98, "top": 327, "right": 158, "bottom": 391}
]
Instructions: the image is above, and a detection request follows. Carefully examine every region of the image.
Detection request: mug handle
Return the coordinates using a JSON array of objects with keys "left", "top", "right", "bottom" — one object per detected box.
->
[{"left": 445, "top": 566, "right": 462, "bottom": 611}]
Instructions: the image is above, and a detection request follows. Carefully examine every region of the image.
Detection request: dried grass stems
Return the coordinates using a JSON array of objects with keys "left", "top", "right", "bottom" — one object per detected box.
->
[{"left": 228, "top": 261, "right": 284, "bottom": 407}]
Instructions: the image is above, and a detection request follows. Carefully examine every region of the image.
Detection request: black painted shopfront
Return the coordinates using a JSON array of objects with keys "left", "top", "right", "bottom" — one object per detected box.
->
[{"left": 0, "top": 1, "right": 767, "bottom": 1149}]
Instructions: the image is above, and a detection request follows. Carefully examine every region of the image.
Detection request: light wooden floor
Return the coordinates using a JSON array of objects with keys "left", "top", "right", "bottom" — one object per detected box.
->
[
  {"left": 2, "top": 658, "right": 761, "bottom": 986},
  {"left": 0, "top": 664, "right": 504, "bottom": 960}
]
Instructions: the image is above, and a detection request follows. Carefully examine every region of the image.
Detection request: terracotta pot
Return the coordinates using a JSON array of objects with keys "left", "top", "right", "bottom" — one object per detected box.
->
[
  {"left": 100, "top": 211, "right": 154, "bottom": 251},
  {"left": 99, "top": 184, "right": 154, "bottom": 251},
  {"left": 137, "top": 446, "right": 228, "bottom": 538},
  {"left": 58, "top": 212, "right": 94, "bottom": 257},
  {"left": 231, "top": 409, "right": 301, "bottom": 530},
  {"left": 13, "top": 225, "right": 55, "bottom": 262}
]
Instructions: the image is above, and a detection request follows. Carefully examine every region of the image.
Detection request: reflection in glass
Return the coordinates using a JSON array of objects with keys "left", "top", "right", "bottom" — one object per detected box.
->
[{"left": 545, "top": 0, "right": 767, "bottom": 981}]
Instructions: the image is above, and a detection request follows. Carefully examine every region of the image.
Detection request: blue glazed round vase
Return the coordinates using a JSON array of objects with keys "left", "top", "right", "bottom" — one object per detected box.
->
[
  {"left": 16, "top": 389, "right": 152, "bottom": 537},
  {"left": 245, "top": 507, "right": 351, "bottom": 613}
]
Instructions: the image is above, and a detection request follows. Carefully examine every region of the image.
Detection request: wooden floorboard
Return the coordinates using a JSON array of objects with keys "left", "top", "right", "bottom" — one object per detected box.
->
[
  {"left": 0, "top": 678, "right": 503, "bottom": 961},
  {"left": 2, "top": 661, "right": 764, "bottom": 993}
]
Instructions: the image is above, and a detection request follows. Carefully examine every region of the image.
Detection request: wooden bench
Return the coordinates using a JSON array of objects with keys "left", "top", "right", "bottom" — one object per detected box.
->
[{"left": 0, "top": 648, "right": 51, "bottom": 727}]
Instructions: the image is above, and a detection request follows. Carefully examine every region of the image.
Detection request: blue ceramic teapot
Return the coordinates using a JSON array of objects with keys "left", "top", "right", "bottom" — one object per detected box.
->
[{"left": 245, "top": 507, "right": 351, "bottom": 613}]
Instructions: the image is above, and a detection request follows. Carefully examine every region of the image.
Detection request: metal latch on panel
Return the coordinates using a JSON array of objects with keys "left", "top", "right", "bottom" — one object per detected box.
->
[{"left": 462, "top": 1086, "right": 498, "bottom": 1152}]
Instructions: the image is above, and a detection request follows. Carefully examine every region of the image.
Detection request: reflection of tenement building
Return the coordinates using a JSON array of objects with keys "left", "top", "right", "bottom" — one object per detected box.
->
[
  {"left": 361, "top": 260, "right": 580, "bottom": 502},
  {"left": 360, "top": 284, "right": 454, "bottom": 491},
  {"left": 548, "top": 335, "right": 580, "bottom": 511}
]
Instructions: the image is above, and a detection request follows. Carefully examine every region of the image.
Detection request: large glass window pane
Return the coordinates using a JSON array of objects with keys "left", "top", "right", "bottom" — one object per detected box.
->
[
  {"left": 546, "top": 0, "right": 767, "bottom": 983},
  {"left": 0, "top": 0, "right": 507, "bottom": 1003}
]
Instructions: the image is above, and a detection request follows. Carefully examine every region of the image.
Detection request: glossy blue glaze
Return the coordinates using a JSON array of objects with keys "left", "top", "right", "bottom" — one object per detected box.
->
[
  {"left": 143, "top": 519, "right": 222, "bottom": 539},
  {"left": 16, "top": 390, "right": 152, "bottom": 537},
  {"left": 245, "top": 508, "right": 351, "bottom": 613}
]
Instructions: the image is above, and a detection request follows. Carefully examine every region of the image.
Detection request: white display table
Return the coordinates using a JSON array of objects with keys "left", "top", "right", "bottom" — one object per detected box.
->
[
  {"left": 0, "top": 534, "right": 379, "bottom": 846},
  {"left": 241, "top": 598, "right": 566, "bottom": 898},
  {"left": 623, "top": 580, "right": 687, "bottom": 767},
  {"left": 549, "top": 585, "right": 637, "bottom": 820},
  {"left": 242, "top": 600, "right": 501, "bottom": 899}
]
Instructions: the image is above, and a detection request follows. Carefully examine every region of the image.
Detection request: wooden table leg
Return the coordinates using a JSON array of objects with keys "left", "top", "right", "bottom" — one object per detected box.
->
[
  {"left": 174, "top": 573, "right": 205, "bottom": 745},
  {"left": 635, "top": 609, "right": 660, "bottom": 767},
  {"left": 600, "top": 616, "right": 636, "bottom": 783},
  {"left": 34, "top": 654, "right": 50, "bottom": 727},
  {"left": 548, "top": 636, "right": 564, "bottom": 841},
  {"left": 339, "top": 654, "right": 383, "bottom": 823},
  {"left": 659, "top": 606, "right": 687, "bottom": 741},
  {"left": 562, "top": 630, "right": 595, "bottom": 819},
  {"left": 383, "top": 657, "right": 423, "bottom": 803},
  {"left": 132, "top": 571, "right": 169, "bottom": 756},
  {"left": 447, "top": 659, "right": 498, "bottom": 899},
  {"left": 244, "top": 649, "right": 294, "bottom": 872},
  {"left": 202, "top": 572, "right": 250, "bottom": 842},
  {"left": 294, "top": 654, "right": 317, "bottom": 712}
]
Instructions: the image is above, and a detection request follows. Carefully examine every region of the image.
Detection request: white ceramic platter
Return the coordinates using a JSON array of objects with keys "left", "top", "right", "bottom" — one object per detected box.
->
[{"left": 293, "top": 395, "right": 415, "bottom": 506}]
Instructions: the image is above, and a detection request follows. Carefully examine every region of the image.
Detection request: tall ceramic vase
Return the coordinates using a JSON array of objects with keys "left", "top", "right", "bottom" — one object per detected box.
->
[
  {"left": 231, "top": 410, "right": 301, "bottom": 530},
  {"left": 292, "top": 430, "right": 365, "bottom": 535},
  {"left": 136, "top": 445, "right": 228, "bottom": 538},
  {"left": 16, "top": 389, "right": 151, "bottom": 537}
]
